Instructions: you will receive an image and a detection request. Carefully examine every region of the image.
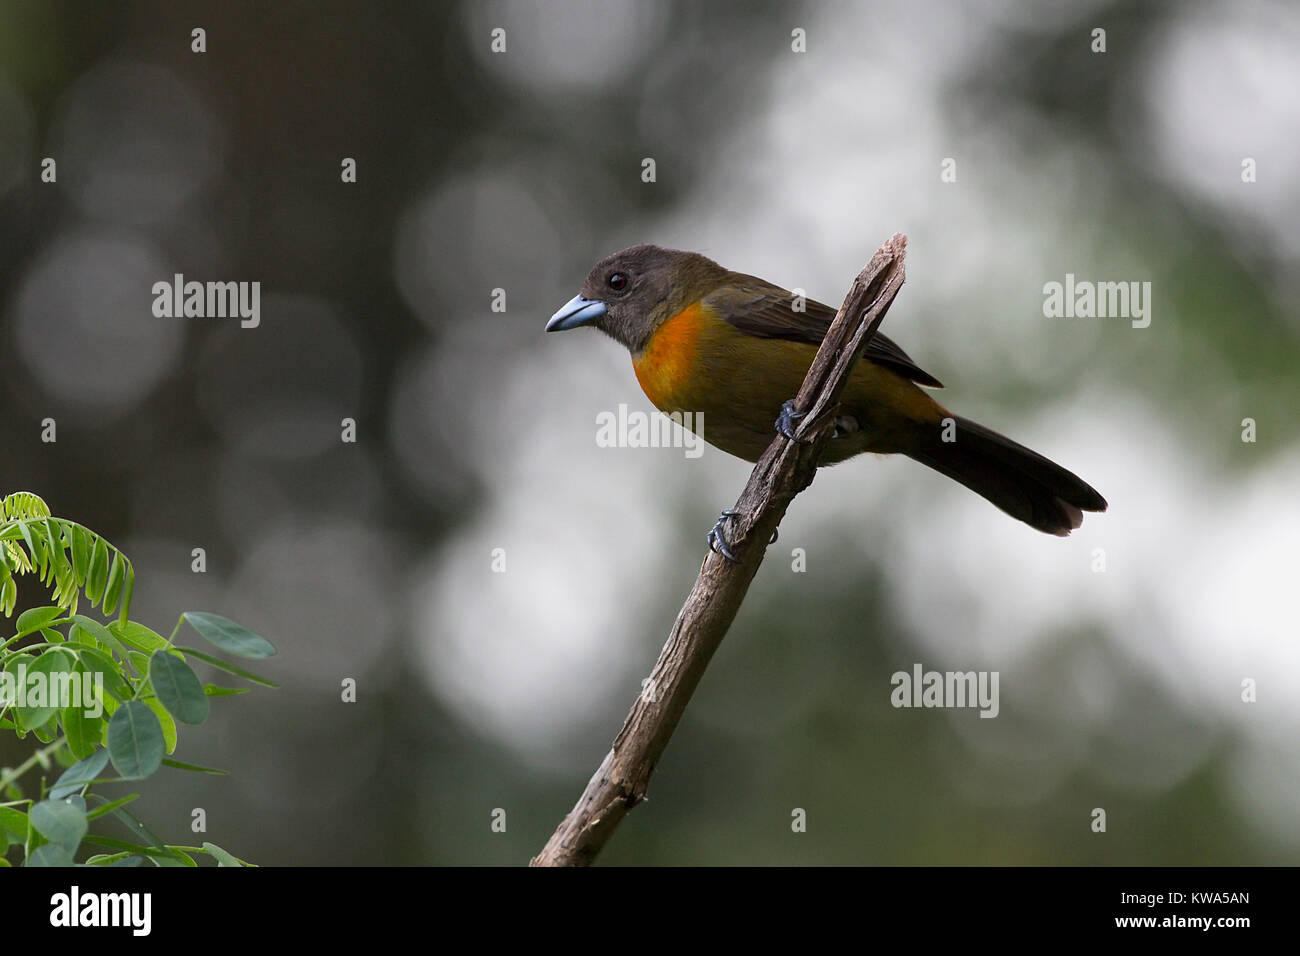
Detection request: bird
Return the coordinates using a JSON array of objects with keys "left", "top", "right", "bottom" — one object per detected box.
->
[{"left": 547, "top": 243, "right": 1106, "bottom": 557}]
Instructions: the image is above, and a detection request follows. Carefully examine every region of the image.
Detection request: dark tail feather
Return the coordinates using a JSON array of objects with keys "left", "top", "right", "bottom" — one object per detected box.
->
[{"left": 907, "top": 416, "right": 1107, "bottom": 536}]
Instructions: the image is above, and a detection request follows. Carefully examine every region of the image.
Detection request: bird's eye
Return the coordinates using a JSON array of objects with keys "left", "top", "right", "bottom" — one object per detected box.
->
[{"left": 607, "top": 272, "right": 629, "bottom": 292}]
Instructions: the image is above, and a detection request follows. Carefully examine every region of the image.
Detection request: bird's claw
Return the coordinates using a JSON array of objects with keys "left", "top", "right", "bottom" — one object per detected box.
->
[
  {"left": 708, "top": 510, "right": 740, "bottom": 562},
  {"left": 776, "top": 400, "right": 812, "bottom": 443},
  {"left": 707, "top": 509, "right": 779, "bottom": 563}
]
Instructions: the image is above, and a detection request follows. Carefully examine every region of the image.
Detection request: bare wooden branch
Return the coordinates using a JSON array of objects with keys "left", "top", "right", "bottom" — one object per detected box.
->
[{"left": 530, "top": 234, "right": 909, "bottom": 866}]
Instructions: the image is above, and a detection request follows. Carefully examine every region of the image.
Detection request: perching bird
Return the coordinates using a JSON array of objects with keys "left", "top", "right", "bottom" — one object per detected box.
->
[{"left": 547, "top": 244, "right": 1106, "bottom": 555}]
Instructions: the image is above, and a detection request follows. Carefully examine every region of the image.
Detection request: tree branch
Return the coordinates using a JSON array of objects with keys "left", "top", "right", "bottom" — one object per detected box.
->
[{"left": 530, "top": 233, "right": 909, "bottom": 866}]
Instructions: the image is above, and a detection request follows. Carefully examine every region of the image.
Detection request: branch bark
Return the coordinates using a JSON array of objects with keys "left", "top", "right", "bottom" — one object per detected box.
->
[{"left": 530, "top": 233, "right": 909, "bottom": 866}]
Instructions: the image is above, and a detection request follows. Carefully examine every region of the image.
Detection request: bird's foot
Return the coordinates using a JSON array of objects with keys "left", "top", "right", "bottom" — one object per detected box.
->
[
  {"left": 776, "top": 400, "right": 812, "bottom": 443},
  {"left": 708, "top": 510, "right": 740, "bottom": 562},
  {"left": 707, "top": 509, "right": 779, "bottom": 563}
]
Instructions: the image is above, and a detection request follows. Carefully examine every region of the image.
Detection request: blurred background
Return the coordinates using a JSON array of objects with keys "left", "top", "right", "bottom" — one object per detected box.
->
[{"left": 1, "top": 0, "right": 1297, "bottom": 865}]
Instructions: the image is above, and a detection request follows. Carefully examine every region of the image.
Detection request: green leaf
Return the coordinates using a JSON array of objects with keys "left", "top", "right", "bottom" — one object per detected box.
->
[
  {"left": 18, "top": 520, "right": 46, "bottom": 578},
  {"left": 203, "top": 842, "right": 243, "bottom": 867},
  {"left": 104, "top": 801, "right": 165, "bottom": 849},
  {"left": 81, "top": 835, "right": 189, "bottom": 864},
  {"left": 26, "top": 844, "right": 75, "bottom": 867},
  {"left": 140, "top": 696, "right": 177, "bottom": 754},
  {"left": 183, "top": 612, "right": 276, "bottom": 659},
  {"left": 149, "top": 651, "right": 209, "bottom": 725},
  {"left": 1, "top": 653, "right": 34, "bottom": 736},
  {"left": 30, "top": 723, "right": 55, "bottom": 749},
  {"left": 86, "top": 535, "right": 109, "bottom": 605},
  {"left": 102, "top": 552, "right": 125, "bottom": 616},
  {"left": 29, "top": 798, "right": 87, "bottom": 853},
  {"left": 1, "top": 574, "right": 16, "bottom": 616},
  {"left": 47, "top": 527, "right": 76, "bottom": 611},
  {"left": 151, "top": 849, "right": 196, "bottom": 867},
  {"left": 203, "top": 684, "right": 249, "bottom": 697},
  {"left": 31, "top": 719, "right": 56, "bottom": 743},
  {"left": 14, "top": 605, "right": 63, "bottom": 638},
  {"left": 116, "top": 567, "right": 134, "bottom": 626},
  {"left": 174, "top": 647, "right": 279, "bottom": 688},
  {"left": 15, "top": 648, "right": 76, "bottom": 732},
  {"left": 161, "top": 758, "right": 227, "bottom": 775},
  {"left": 70, "top": 527, "right": 90, "bottom": 587},
  {"left": 106, "top": 701, "right": 164, "bottom": 779},
  {"left": 0, "top": 806, "right": 27, "bottom": 847},
  {"left": 84, "top": 793, "right": 140, "bottom": 822},
  {"left": 51, "top": 749, "right": 109, "bottom": 800},
  {"left": 109, "top": 620, "right": 169, "bottom": 654},
  {"left": 70, "top": 645, "right": 134, "bottom": 701},
  {"left": 62, "top": 702, "right": 104, "bottom": 761},
  {"left": 70, "top": 614, "right": 132, "bottom": 663},
  {"left": 1, "top": 491, "right": 50, "bottom": 519}
]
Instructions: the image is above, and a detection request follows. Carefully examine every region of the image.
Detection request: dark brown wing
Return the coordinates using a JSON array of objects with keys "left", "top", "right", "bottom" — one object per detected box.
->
[{"left": 701, "top": 275, "right": 944, "bottom": 388}]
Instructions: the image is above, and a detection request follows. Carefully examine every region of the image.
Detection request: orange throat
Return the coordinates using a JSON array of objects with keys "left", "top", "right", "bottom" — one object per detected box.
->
[{"left": 631, "top": 302, "right": 703, "bottom": 413}]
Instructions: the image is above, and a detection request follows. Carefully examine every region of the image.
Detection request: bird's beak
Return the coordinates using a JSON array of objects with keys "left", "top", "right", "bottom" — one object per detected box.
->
[{"left": 546, "top": 294, "right": 607, "bottom": 332}]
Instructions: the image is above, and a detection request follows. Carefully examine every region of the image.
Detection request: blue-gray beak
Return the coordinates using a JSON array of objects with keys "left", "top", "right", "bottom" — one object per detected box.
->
[{"left": 547, "top": 294, "right": 607, "bottom": 332}]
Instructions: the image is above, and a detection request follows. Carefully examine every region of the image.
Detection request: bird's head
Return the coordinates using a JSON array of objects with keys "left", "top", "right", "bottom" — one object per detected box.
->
[{"left": 547, "top": 244, "right": 726, "bottom": 353}]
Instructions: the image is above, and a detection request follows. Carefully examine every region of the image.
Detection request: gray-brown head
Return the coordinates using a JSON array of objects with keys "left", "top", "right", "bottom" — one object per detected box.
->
[{"left": 546, "top": 244, "right": 728, "bottom": 353}]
